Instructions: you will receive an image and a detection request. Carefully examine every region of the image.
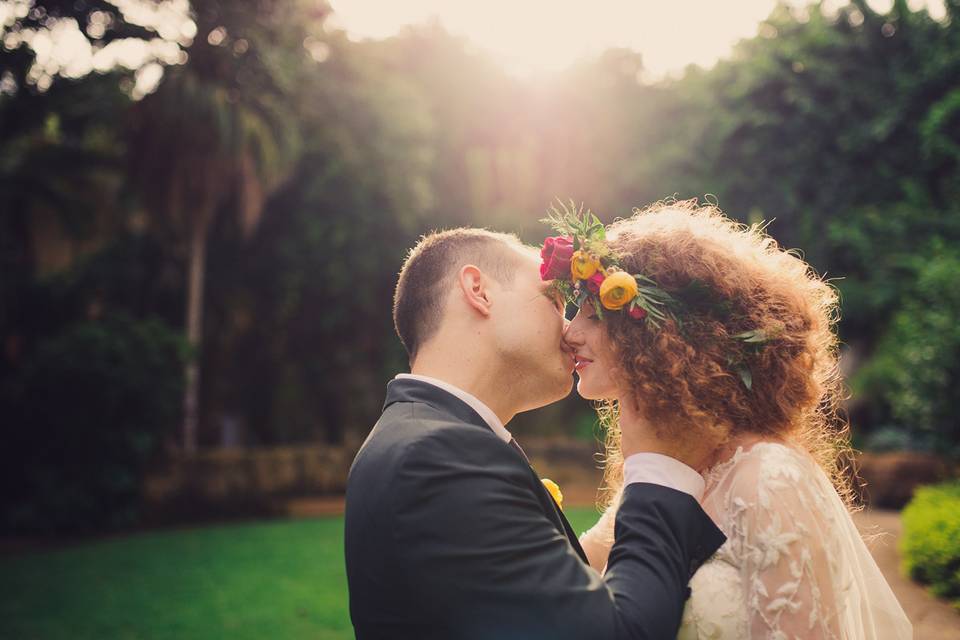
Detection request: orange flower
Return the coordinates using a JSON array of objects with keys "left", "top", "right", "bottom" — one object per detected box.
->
[
  {"left": 599, "top": 271, "right": 638, "bottom": 310},
  {"left": 570, "top": 251, "right": 601, "bottom": 280},
  {"left": 541, "top": 478, "right": 563, "bottom": 510}
]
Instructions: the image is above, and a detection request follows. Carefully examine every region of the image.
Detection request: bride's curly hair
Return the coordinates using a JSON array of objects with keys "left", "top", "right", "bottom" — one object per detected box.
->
[{"left": 596, "top": 199, "right": 854, "bottom": 509}]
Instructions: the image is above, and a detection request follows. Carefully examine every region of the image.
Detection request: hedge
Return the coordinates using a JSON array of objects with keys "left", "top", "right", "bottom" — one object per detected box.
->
[{"left": 900, "top": 480, "right": 960, "bottom": 609}]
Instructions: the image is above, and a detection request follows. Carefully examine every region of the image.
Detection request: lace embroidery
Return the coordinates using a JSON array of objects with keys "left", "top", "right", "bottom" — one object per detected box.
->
[
  {"left": 703, "top": 442, "right": 847, "bottom": 639},
  {"left": 581, "top": 441, "right": 870, "bottom": 639}
]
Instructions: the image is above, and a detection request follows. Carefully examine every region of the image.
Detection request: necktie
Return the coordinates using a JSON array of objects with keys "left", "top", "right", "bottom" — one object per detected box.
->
[{"left": 508, "top": 437, "right": 531, "bottom": 465}]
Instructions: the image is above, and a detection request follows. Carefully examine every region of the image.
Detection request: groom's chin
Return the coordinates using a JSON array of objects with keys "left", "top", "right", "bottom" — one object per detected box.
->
[
  {"left": 551, "top": 372, "right": 576, "bottom": 402},
  {"left": 527, "top": 373, "right": 575, "bottom": 411},
  {"left": 560, "top": 373, "right": 576, "bottom": 397}
]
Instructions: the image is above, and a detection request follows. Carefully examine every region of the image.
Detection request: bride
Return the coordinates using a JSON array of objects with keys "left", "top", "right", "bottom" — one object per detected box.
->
[{"left": 552, "top": 201, "right": 912, "bottom": 639}]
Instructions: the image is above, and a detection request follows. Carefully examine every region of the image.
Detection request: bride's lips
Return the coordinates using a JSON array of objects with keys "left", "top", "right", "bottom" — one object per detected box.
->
[{"left": 574, "top": 355, "right": 593, "bottom": 372}]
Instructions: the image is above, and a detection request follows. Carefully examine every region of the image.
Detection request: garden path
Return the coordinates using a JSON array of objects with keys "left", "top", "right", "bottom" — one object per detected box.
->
[{"left": 855, "top": 509, "right": 959, "bottom": 639}]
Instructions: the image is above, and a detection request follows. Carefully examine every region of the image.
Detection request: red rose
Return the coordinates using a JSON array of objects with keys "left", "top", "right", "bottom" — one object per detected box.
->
[
  {"left": 628, "top": 305, "right": 647, "bottom": 320},
  {"left": 539, "top": 236, "right": 575, "bottom": 280},
  {"left": 586, "top": 272, "right": 605, "bottom": 294}
]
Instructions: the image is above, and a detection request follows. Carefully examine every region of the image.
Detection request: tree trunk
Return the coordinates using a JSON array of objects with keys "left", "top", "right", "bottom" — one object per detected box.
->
[{"left": 181, "top": 218, "right": 207, "bottom": 455}]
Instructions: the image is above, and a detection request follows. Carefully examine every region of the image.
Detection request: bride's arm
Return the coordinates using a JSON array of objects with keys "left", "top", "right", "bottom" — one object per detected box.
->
[
  {"left": 578, "top": 487, "right": 622, "bottom": 573},
  {"left": 726, "top": 452, "right": 845, "bottom": 639},
  {"left": 578, "top": 501, "right": 617, "bottom": 572}
]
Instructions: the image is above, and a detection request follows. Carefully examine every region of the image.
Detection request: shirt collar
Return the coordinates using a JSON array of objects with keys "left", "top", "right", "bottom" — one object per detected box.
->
[{"left": 394, "top": 374, "right": 512, "bottom": 443}]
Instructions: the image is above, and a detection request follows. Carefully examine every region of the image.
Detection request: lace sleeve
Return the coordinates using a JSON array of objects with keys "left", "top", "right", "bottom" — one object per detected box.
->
[{"left": 723, "top": 449, "right": 845, "bottom": 640}]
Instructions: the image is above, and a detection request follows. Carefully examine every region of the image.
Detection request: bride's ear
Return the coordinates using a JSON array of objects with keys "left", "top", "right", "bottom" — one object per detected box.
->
[{"left": 458, "top": 265, "right": 493, "bottom": 317}]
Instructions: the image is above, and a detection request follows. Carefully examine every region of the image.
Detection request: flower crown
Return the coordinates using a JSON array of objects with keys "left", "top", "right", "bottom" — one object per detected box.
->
[{"left": 539, "top": 202, "right": 777, "bottom": 390}]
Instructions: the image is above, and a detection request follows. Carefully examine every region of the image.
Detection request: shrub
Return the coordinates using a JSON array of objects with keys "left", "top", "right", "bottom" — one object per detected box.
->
[
  {"left": 900, "top": 480, "right": 960, "bottom": 608},
  {"left": 1, "top": 312, "right": 186, "bottom": 534},
  {"left": 854, "top": 243, "right": 960, "bottom": 456}
]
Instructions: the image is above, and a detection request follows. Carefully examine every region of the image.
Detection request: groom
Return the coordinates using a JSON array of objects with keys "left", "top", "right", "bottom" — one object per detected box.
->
[{"left": 345, "top": 228, "right": 725, "bottom": 639}]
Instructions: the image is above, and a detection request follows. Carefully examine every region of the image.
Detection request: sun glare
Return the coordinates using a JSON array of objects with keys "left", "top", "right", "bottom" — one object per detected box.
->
[
  {"left": 2, "top": 0, "right": 946, "bottom": 93},
  {"left": 328, "top": 0, "right": 946, "bottom": 79}
]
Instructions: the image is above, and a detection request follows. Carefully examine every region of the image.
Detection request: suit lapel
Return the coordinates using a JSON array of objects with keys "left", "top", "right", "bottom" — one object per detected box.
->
[
  {"left": 517, "top": 458, "right": 589, "bottom": 564},
  {"left": 384, "top": 378, "right": 589, "bottom": 564},
  {"left": 556, "top": 508, "right": 589, "bottom": 564}
]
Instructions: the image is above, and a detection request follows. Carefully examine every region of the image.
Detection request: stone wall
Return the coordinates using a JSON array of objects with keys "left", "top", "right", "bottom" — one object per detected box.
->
[
  {"left": 142, "top": 444, "right": 357, "bottom": 522},
  {"left": 854, "top": 451, "right": 954, "bottom": 509},
  {"left": 140, "top": 441, "right": 955, "bottom": 523}
]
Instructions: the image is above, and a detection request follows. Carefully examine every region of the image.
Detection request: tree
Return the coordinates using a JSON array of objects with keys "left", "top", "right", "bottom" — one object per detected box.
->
[
  {"left": 128, "top": 0, "right": 313, "bottom": 453},
  {"left": 201, "top": 29, "right": 436, "bottom": 445}
]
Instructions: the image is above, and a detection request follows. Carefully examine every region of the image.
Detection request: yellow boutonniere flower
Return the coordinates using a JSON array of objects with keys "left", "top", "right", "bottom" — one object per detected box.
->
[
  {"left": 599, "top": 271, "right": 639, "bottom": 310},
  {"left": 570, "top": 250, "right": 601, "bottom": 281},
  {"left": 541, "top": 478, "right": 564, "bottom": 510}
]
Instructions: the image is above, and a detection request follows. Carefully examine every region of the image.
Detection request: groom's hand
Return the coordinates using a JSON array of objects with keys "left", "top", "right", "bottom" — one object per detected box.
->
[{"left": 620, "top": 410, "right": 719, "bottom": 473}]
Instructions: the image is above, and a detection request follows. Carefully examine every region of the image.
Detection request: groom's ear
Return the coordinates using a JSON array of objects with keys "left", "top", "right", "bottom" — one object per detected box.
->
[{"left": 457, "top": 265, "right": 493, "bottom": 317}]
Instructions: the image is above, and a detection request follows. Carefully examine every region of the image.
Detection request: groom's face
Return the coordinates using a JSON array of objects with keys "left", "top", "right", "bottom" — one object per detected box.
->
[{"left": 491, "top": 251, "right": 576, "bottom": 408}]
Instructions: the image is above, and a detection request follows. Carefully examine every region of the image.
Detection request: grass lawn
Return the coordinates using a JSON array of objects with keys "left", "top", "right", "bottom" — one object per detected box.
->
[{"left": 0, "top": 507, "right": 602, "bottom": 640}]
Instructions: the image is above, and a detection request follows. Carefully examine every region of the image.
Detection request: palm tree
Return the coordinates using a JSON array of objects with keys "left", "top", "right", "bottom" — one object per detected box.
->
[{"left": 128, "top": 3, "right": 304, "bottom": 453}]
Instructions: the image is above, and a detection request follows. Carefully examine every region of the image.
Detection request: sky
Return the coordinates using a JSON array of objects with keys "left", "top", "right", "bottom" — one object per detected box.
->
[{"left": 327, "top": 0, "right": 945, "bottom": 79}]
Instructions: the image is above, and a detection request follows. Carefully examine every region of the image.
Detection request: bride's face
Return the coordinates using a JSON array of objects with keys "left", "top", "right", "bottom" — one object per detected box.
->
[{"left": 564, "top": 302, "right": 619, "bottom": 400}]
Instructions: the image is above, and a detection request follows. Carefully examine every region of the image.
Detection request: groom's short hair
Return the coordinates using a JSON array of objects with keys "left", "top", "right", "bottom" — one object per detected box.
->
[{"left": 393, "top": 228, "right": 529, "bottom": 361}]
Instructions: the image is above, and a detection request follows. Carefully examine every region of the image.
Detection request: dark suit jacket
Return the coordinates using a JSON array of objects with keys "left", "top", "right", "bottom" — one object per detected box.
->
[{"left": 344, "top": 378, "right": 725, "bottom": 640}]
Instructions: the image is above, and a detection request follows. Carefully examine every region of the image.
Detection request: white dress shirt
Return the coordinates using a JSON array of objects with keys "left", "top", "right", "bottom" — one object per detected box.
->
[
  {"left": 395, "top": 374, "right": 513, "bottom": 442},
  {"left": 394, "top": 373, "right": 703, "bottom": 501}
]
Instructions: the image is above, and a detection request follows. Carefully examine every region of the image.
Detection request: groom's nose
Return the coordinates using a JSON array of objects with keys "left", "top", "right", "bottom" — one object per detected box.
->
[{"left": 561, "top": 322, "right": 580, "bottom": 351}]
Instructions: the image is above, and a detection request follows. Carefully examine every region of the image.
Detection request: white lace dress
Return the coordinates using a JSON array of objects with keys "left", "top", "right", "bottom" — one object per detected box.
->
[{"left": 580, "top": 442, "right": 913, "bottom": 639}]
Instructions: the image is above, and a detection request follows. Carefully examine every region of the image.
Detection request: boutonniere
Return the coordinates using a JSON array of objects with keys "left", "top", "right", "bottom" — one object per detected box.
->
[{"left": 541, "top": 478, "right": 564, "bottom": 510}]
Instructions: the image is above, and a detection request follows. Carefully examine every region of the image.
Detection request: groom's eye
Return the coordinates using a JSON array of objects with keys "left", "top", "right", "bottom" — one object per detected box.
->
[{"left": 544, "top": 290, "right": 564, "bottom": 313}]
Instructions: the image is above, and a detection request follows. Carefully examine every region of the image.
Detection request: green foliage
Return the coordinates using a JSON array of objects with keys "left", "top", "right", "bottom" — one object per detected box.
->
[
  {"left": 1, "top": 313, "right": 186, "bottom": 534},
  {"left": 854, "top": 242, "right": 960, "bottom": 455},
  {"left": 900, "top": 480, "right": 960, "bottom": 608},
  {"left": 862, "top": 425, "right": 934, "bottom": 453}
]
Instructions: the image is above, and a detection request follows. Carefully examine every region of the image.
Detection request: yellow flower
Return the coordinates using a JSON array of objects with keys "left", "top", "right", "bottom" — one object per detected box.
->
[
  {"left": 599, "top": 271, "right": 639, "bottom": 310},
  {"left": 541, "top": 478, "right": 563, "bottom": 510},
  {"left": 570, "top": 251, "right": 601, "bottom": 280}
]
